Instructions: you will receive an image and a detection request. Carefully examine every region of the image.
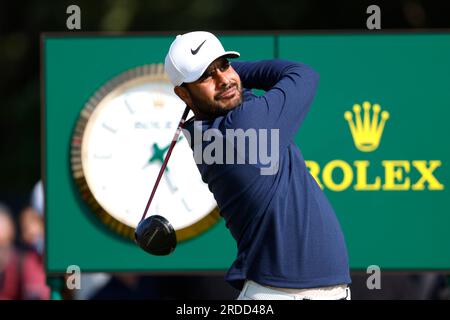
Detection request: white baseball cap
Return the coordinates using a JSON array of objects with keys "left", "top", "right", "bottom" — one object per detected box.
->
[{"left": 164, "top": 31, "right": 240, "bottom": 86}]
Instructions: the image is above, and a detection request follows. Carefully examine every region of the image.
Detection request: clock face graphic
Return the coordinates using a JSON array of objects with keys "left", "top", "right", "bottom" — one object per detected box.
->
[{"left": 70, "top": 64, "right": 220, "bottom": 241}]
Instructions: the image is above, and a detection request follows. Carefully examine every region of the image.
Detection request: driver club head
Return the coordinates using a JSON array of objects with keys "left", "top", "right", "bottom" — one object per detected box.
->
[{"left": 134, "top": 215, "right": 177, "bottom": 256}]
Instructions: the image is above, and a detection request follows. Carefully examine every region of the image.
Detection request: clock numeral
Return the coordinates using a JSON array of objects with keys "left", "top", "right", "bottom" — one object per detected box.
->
[
  {"left": 124, "top": 99, "right": 135, "bottom": 114},
  {"left": 164, "top": 172, "right": 178, "bottom": 194},
  {"left": 135, "top": 122, "right": 146, "bottom": 129},
  {"left": 94, "top": 154, "right": 112, "bottom": 159},
  {"left": 133, "top": 121, "right": 173, "bottom": 130},
  {"left": 102, "top": 123, "right": 118, "bottom": 134},
  {"left": 181, "top": 198, "right": 192, "bottom": 212}
]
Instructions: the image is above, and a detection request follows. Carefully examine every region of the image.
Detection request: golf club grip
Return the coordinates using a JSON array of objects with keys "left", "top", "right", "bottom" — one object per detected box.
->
[{"left": 140, "top": 106, "right": 191, "bottom": 221}]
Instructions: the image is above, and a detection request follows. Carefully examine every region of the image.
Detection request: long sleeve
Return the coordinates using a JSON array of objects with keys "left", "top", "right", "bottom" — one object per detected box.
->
[{"left": 227, "top": 60, "right": 320, "bottom": 148}]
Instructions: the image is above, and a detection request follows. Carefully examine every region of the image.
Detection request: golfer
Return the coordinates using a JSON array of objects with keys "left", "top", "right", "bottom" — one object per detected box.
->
[{"left": 164, "top": 31, "right": 351, "bottom": 300}]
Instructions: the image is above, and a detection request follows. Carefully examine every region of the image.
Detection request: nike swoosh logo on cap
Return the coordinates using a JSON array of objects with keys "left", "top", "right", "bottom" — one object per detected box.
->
[{"left": 191, "top": 40, "right": 206, "bottom": 55}]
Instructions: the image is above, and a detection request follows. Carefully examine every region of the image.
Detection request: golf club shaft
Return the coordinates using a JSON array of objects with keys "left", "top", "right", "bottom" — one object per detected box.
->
[{"left": 140, "top": 106, "right": 191, "bottom": 221}]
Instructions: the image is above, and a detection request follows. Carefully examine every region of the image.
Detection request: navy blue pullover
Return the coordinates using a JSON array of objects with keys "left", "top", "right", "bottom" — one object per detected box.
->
[{"left": 183, "top": 60, "right": 351, "bottom": 290}]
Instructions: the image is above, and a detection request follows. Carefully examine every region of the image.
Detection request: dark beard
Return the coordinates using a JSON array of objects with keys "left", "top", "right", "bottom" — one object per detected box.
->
[{"left": 188, "top": 84, "right": 243, "bottom": 120}]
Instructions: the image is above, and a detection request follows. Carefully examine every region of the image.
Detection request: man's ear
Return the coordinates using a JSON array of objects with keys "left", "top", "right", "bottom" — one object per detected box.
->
[{"left": 174, "top": 86, "right": 192, "bottom": 108}]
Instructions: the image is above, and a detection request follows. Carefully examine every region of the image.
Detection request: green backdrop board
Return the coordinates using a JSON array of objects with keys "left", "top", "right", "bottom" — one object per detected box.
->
[
  {"left": 279, "top": 34, "right": 450, "bottom": 270},
  {"left": 44, "top": 33, "right": 450, "bottom": 274}
]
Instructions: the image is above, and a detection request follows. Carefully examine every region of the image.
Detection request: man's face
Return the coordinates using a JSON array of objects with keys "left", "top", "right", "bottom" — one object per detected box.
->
[{"left": 180, "top": 57, "right": 242, "bottom": 119}]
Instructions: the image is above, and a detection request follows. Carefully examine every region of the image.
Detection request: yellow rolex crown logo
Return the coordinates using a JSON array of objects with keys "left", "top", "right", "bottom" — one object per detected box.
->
[{"left": 344, "top": 101, "right": 389, "bottom": 152}]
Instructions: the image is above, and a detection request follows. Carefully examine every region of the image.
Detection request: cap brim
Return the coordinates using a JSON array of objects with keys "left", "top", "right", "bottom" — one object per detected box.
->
[
  {"left": 185, "top": 51, "right": 240, "bottom": 84},
  {"left": 223, "top": 51, "right": 240, "bottom": 59}
]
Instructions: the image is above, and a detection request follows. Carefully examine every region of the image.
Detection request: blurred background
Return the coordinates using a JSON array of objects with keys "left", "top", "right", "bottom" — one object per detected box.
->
[{"left": 1, "top": 0, "right": 450, "bottom": 300}]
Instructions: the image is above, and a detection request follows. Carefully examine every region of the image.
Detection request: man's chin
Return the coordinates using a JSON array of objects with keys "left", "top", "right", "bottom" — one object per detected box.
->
[
  {"left": 208, "top": 103, "right": 238, "bottom": 118},
  {"left": 220, "top": 95, "right": 242, "bottom": 110}
]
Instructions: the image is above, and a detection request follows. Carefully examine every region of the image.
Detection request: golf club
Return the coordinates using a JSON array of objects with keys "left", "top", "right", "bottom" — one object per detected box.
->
[{"left": 135, "top": 106, "right": 190, "bottom": 256}]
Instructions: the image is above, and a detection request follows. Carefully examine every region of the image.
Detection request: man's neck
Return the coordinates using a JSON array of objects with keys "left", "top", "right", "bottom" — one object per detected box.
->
[{"left": 193, "top": 111, "right": 214, "bottom": 121}]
